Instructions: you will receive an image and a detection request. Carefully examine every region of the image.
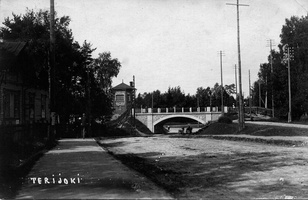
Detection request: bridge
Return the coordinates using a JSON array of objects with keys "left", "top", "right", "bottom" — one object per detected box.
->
[{"left": 134, "top": 107, "right": 227, "bottom": 132}]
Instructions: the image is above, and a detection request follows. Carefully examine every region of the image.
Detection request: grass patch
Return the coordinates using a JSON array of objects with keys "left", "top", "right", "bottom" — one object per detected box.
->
[
  {"left": 127, "top": 117, "right": 152, "bottom": 135},
  {"left": 196, "top": 122, "right": 238, "bottom": 135},
  {"left": 197, "top": 122, "right": 308, "bottom": 137},
  {"left": 200, "top": 135, "right": 306, "bottom": 147}
]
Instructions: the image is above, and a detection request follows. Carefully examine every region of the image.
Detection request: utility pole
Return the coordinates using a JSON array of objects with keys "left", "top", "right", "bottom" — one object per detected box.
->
[
  {"left": 265, "top": 73, "right": 268, "bottom": 109},
  {"left": 234, "top": 64, "right": 238, "bottom": 108},
  {"left": 226, "top": 0, "right": 249, "bottom": 131},
  {"left": 219, "top": 51, "right": 225, "bottom": 115},
  {"left": 288, "top": 46, "right": 292, "bottom": 123},
  {"left": 151, "top": 92, "right": 154, "bottom": 132},
  {"left": 283, "top": 44, "right": 292, "bottom": 123},
  {"left": 133, "top": 75, "right": 136, "bottom": 128},
  {"left": 49, "top": 0, "right": 56, "bottom": 140},
  {"left": 259, "top": 79, "right": 261, "bottom": 108},
  {"left": 87, "top": 65, "right": 91, "bottom": 137},
  {"left": 249, "top": 70, "right": 252, "bottom": 119},
  {"left": 267, "top": 39, "right": 275, "bottom": 117}
]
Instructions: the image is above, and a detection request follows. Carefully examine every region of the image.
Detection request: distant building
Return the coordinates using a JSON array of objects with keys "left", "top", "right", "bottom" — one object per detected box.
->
[
  {"left": 0, "top": 41, "right": 50, "bottom": 125},
  {"left": 111, "top": 81, "right": 136, "bottom": 119}
]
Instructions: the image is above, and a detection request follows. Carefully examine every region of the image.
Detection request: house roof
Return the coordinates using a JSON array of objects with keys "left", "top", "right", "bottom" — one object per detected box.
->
[
  {"left": 112, "top": 82, "right": 136, "bottom": 91},
  {"left": 0, "top": 41, "right": 27, "bottom": 70},
  {"left": 0, "top": 41, "right": 27, "bottom": 56}
]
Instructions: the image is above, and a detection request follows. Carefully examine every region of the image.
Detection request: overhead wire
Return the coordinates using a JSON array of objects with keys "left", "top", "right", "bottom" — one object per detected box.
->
[{"left": 293, "top": 0, "right": 308, "bottom": 13}]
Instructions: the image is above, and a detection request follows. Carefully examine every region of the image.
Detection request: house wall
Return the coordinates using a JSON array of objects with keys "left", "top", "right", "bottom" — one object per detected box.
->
[
  {"left": 112, "top": 90, "right": 134, "bottom": 117},
  {"left": 0, "top": 82, "right": 50, "bottom": 125}
]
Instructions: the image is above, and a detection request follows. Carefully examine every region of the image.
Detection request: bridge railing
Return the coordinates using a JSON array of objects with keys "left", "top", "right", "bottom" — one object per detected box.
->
[
  {"left": 134, "top": 106, "right": 228, "bottom": 114},
  {"left": 228, "top": 106, "right": 273, "bottom": 117}
]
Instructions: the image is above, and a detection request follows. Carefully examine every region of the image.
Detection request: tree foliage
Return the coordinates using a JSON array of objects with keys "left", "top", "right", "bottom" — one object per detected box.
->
[
  {"left": 253, "top": 15, "right": 308, "bottom": 120},
  {"left": 0, "top": 9, "right": 121, "bottom": 123},
  {"left": 135, "top": 84, "right": 235, "bottom": 109}
]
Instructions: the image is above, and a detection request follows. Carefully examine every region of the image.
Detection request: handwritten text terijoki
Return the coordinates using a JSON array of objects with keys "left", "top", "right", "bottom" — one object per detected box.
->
[{"left": 29, "top": 173, "right": 82, "bottom": 184}]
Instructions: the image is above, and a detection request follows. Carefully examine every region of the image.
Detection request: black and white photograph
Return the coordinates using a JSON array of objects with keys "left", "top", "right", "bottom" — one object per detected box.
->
[{"left": 1, "top": 0, "right": 308, "bottom": 199}]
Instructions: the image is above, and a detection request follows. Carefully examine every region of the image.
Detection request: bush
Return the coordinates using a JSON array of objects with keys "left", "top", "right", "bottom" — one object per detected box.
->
[{"left": 218, "top": 116, "right": 232, "bottom": 124}]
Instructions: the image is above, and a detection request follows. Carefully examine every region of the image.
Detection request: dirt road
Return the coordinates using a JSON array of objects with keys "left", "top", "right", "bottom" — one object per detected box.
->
[{"left": 98, "top": 136, "right": 308, "bottom": 199}]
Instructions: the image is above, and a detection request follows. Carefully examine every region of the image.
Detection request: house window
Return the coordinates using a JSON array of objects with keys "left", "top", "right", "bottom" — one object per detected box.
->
[
  {"left": 29, "top": 93, "right": 35, "bottom": 119},
  {"left": 3, "top": 90, "right": 20, "bottom": 119},
  {"left": 127, "top": 94, "right": 131, "bottom": 102},
  {"left": 115, "top": 94, "right": 125, "bottom": 102},
  {"left": 14, "top": 93, "right": 20, "bottom": 118},
  {"left": 41, "top": 95, "right": 47, "bottom": 119}
]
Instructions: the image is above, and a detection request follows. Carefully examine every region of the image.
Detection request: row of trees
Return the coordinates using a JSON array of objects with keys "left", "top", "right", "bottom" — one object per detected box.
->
[
  {"left": 252, "top": 15, "right": 308, "bottom": 120},
  {"left": 0, "top": 9, "right": 121, "bottom": 123},
  {"left": 135, "top": 83, "right": 236, "bottom": 109}
]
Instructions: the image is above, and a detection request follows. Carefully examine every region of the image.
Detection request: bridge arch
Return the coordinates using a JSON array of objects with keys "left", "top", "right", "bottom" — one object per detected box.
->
[{"left": 153, "top": 114, "right": 206, "bottom": 127}]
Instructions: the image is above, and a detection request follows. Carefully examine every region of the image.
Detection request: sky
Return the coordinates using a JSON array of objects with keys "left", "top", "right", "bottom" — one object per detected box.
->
[{"left": 1, "top": 0, "right": 308, "bottom": 97}]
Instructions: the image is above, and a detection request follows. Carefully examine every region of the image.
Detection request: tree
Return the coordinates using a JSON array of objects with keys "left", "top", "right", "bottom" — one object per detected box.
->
[
  {"left": 196, "top": 87, "right": 211, "bottom": 107},
  {"left": 92, "top": 52, "right": 121, "bottom": 92},
  {"left": 0, "top": 9, "right": 121, "bottom": 123},
  {"left": 224, "top": 84, "right": 236, "bottom": 96},
  {"left": 0, "top": 9, "right": 83, "bottom": 122},
  {"left": 91, "top": 51, "right": 121, "bottom": 119},
  {"left": 0, "top": 9, "right": 50, "bottom": 88},
  {"left": 164, "top": 86, "right": 185, "bottom": 108},
  {"left": 252, "top": 15, "right": 308, "bottom": 120}
]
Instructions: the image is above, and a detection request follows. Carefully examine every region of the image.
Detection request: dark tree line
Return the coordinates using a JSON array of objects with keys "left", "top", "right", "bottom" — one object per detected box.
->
[
  {"left": 0, "top": 9, "right": 121, "bottom": 123},
  {"left": 252, "top": 15, "right": 308, "bottom": 120},
  {"left": 135, "top": 84, "right": 236, "bottom": 109}
]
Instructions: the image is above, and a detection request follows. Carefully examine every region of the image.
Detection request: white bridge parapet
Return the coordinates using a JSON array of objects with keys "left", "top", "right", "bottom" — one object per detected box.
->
[{"left": 134, "top": 107, "right": 227, "bottom": 132}]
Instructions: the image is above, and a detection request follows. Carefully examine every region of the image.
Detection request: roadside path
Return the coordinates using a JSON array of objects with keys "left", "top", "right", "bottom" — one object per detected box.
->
[
  {"left": 244, "top": 120, "right": 308, "bottom": 129},
  {"left": 16, "top": 138, "right": 172, "bottom": 199}
]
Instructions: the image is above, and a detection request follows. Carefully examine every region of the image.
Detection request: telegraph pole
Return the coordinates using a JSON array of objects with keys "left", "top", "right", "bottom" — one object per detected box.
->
[
  {"left": 49, "top": 0, "right": 56, "bottom": 140},
  {"left": 282, "top": 44, "right": 292, "bottom": 123},
  {"left": 267, "top": 39, "right": 275, "bottom": 117},
  {"left": 249, "top": 70, "right": 252, "bottom": 119},
  {"left": 285, "top": 45, "right": 292, "bottom": 123},
  {"left": 258, "top": 64, "right": 262, "bottom": 109},
  {"left": 87, "top": 65, "right": 91, "bottom": 137},
  {"left": 226, "top": 0, "right": 249, "bottom": 131},
  {"left": 234, "top": 64, "right": 238, "bottom": 107},
  {"left": 288, "top": 46, "right": 292, "bottom": 123},
  {"left": 133, "top": 75, "right": 136, "bottom": 128},
  {"left": 219, "top": 51, "right": 225, "bottom": 115},
  {"left": 265, "top": 73, "right": 268, "bottom": 109}
]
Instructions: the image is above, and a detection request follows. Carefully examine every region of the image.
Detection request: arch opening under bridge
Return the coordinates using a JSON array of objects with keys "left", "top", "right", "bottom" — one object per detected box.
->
[
  {"left": 153, "top": 115, "right": 205, "bottom": 133},
  {"left": 135, "top": 107, "right": 223, "bottom": 133}
]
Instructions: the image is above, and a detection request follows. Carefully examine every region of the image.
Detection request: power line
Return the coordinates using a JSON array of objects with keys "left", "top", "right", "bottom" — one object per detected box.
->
[{"left": 293, "top": 0, "right": 308, "bottom": 13}]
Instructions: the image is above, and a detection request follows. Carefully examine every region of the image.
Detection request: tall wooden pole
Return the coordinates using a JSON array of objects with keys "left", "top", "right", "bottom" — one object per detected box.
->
[
  {"left": 249, "top": 70, "right": 252, "bottom": 119},
  {"left": 220, "top": 51, "right": 224, "bottom": 115},
  {"left": 235, "top": 64, "right": 238, "bottom": 107},
  {"left": 87, "top": 65, "right": 91, "bottom": 136},
  {"left": 269, "top": 39, "right": 275, "bottom": 117},
  {"left": 287, "top": 46, "right": 292, "bottom": 123},
  {"left": 259, "top": 78, "right": 261, "bottom": 108},
  {"left": 236, "top": 0, "right": 244, "bottom": 131},
  {"left": 49, "top": 0, "right": 56, "bottom": 140},
  {"left": 227, "top": 0, "right": 248, "bottom": 131},
  {"left": 133, "top": 75, "right": 136, "bottom": 128}
]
